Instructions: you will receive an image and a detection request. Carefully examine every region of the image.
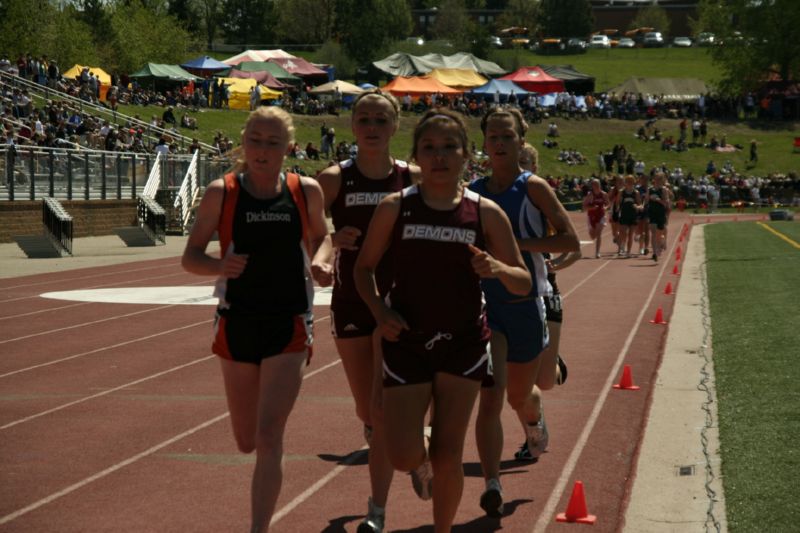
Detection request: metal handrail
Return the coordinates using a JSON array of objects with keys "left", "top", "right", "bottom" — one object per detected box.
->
[{"left": 0, "top": 70, "right": 217, "bottom": 153}]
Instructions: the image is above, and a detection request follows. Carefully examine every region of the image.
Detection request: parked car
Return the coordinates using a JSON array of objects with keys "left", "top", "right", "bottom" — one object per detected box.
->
[
  {"left": 643, "top": 32, "right": 665, "bottom": 47},
  {"left": 405, "top": 36, "right": 424, "bottom": 46},
  {"left": 697, "top": 32, "right": 716, "bottom": 46},
  {"left": 589, "top": 34, "right": 611, "bottom": 49},
  {"left": 488, "top": 35, "right": 503, "bottom": 48},
  {"left": 567, "top": 38, "right": 588, "bottom": 53},
  {"left": 672, "top": 36, "right": 693, "bottom": 47},
  {"left": 617, "top": 37, "right": 636, "bottom": 48}
]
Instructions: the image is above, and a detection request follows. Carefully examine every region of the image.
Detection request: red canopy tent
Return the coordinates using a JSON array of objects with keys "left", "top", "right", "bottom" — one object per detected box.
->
[
  {"left": 382, "top": 75, "right": 463, "bottom": 98},
  {"left": 227, "top": 69, "right": 286, "bottom": 90},
  {"left": 268, "top": 57, "right": 328, "bottom": 85},
  {"left": 499, "top": 66, "right": 565, "bottom": 94}
]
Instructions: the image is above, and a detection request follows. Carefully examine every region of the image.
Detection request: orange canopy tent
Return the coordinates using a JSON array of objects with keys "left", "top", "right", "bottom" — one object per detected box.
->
[{"left": 382, "top": 75, "right": 463, "bottom": 98}]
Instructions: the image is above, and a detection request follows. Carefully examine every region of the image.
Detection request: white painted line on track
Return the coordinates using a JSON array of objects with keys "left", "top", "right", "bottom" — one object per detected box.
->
[
  {"left": 0, "top": 261, "right": 182, "bottom": 291},
  {"left": 0, "top": 327, "right": 340, "bottom": 526},
  {"left": 532, "top": 230, "right": 680, "bottom": 533},
  {"left": 271, "top": 446, "right": 368, "bottom": 526},
  {"left": 0, "top": 272, "right": 192, "bottom": 304},
  {"left": 561, "top": 261, "right": 609, "bottom": 299},
  {"left": 0, "top": 412, "right": 231, "bottom": 526},
  {"left": 0, "top": 355, "right": 217, "bottom": 430},
  {"left": 0, "top": 320, "right": 212, "bottom": 379},
  {"left": 0, "top": 304, "right": 176, "bottom": 344},
  {"left": 0, "top": 301, "right": 92, "bottom": 322}
]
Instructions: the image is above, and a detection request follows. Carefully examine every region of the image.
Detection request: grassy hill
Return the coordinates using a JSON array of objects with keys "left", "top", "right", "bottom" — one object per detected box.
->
[{"left": 108, "top": 48, "right": 794, "bottom": 180}]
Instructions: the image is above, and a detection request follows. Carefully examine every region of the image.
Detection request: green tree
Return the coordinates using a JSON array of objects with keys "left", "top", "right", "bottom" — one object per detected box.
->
[
  {"left": 220, "top": 0, "right": 277, "bottom": 46},
  {"left": 496, "top": 0, "right": 540, "bottom": 38},
  {"left": 629, "top": 4, "right": 670, "bottom": 35},
  {"left": 315, "top": 39, "right": 357, "bottom": 79},
  {"left": 432, "top": 0, "right": 474, "bottom": 49},
  {"left": 337, "top": 0, "right": 412, "bottom": 65},
  {"left": 0, "top": 0, "right": 55, "bottom": 57},
  {"left": 697, "top": 0, "right": 800, "bottom": 94},
  {"left": 275, "top": 0, "right": 337, "bottom": 44},
  {"left": 197, "top": 0, "right": 223, "bottom": 50},
  {"left": 538, "top": 0, "right": 593, "bottom": 39},
  {"left": 41, "top": 6, "right": 100, "bottom": 68},
  {"left": 107, "top": 1, "right": 194, "bottom": 72},
  {"left": 167, "top": 0, "right": 201, "bottom": 35}
]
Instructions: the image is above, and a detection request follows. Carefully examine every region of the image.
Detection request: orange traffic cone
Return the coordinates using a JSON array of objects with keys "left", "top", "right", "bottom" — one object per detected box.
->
[
  {"left": 556, "top": 481, "right": 597, "bottom": 524},
  {"left": 672, "top": 264, "right": 680, "bottom": 276},
  {"left": 679, "top": 233, "right": 684, "bottom": 243},
  {"left": 649, "top": 306, "right": 667, "bottom": 324},
  {"left": 664, "top": 282, "right": 673, "bottom": 295},
  {"left": 676, "top": 246, "right": 681, "bottom": 260},
  {"left": 613, "top": 364, "right": 640, "bottom": 390}
]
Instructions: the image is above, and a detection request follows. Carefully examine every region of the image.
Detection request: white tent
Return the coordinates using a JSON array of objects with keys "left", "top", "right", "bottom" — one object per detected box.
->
[
  {"left": 309, "top": 80, "right": 364, "bottom": 96},
  {"left": 223, "top": 49, "right": 297, "bottom": 66}
]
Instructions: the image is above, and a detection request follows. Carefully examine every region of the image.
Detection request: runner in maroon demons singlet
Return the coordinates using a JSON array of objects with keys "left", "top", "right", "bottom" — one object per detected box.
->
[
  {"left": 329, "top": 158, "right": 411, "bottom": 337},
  {"left": 353, "top": 110, "right": 532, "bottom": 531}
]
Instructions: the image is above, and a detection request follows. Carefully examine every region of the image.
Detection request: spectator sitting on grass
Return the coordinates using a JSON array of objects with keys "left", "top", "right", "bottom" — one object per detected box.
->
[{"left": 180, "top": 113, "right": 197, "bottom": 129}]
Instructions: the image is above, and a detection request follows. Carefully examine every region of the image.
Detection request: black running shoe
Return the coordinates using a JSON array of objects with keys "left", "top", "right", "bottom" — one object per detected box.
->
[
  {"left": 556, "top": 355, "right": 568, "bottom": 385},
  {"left": 514, "top": 441, "right": 535, "bottom": 461}
]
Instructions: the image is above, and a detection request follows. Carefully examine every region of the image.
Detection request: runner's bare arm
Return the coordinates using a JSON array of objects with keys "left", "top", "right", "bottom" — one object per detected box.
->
[
  {"left": 519, "top": 176, "right": 580, "bottom": 254},
  {"left": 181, "top": 179, "right": 247, "bottom": 278},
  {"left": 354, "top": 193, "right": 408, "bottom": 341}
]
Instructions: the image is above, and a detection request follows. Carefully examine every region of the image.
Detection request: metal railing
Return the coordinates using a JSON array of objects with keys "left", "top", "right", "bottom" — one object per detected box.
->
[
  {"left": 142, "top": 152, "right": 163, "bottom": 199},
  {"left": 174, "top": 150, "right": 201, "bottom": 233},
  {"left": 2, "top": 145, "right": 230, "bottom": 201},
  {"left": 0, "top": 70, "right": 217, "bottom": 153},
  {"left": 43, "top": 196, "right": 73, "bottom": 255}
]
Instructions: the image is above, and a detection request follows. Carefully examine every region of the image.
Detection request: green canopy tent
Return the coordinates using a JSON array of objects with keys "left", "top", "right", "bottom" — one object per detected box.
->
[{"left": 129, "top": 63, "right": 201, "bottom": 90}]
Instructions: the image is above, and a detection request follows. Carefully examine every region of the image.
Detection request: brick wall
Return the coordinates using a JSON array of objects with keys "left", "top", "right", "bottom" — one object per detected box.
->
[{"left": 0, "top": 200, "right": 138, "bottom": 243}]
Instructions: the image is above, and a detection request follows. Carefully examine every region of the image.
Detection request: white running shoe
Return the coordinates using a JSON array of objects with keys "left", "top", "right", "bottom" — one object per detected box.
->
[
  {"left": 410, "top": 459, "right": 433, "bottom": 500},
  {"left": 480, "top": 478, "right": 504, "bottom": 518},
  {"left": 357, "top": 497, "right": 385, "bottom": 533},
  {"left": 526, "top": 410, "right": 549, "bottom": 459}
]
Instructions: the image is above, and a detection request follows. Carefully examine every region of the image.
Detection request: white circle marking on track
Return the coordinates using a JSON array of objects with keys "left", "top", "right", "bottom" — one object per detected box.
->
[{"left": 40, "top": 286, "right": 333, "bottom": 306}]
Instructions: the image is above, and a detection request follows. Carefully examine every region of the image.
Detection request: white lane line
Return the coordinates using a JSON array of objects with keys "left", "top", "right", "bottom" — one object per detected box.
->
[
  {"left": 0, "top": 261, "right": 182, "bottom": 291},
  {"left": 0, "top": 320, "right": 211, "bottom": 379},
  {"left": 0, "top": 272, "right": 192, "bottom": 304},
  {"left": 271, "top": 446, "right": 368, "bottom": 527},
  {"left": 561, "top": 261, "right": 609, "bottom": 299},
  {"left": 532, "top": 231, "right": 679, "bottom": 532},
  {"left": 0, "top": 412, "right": 230, "bottom": 526},
  {"left": 0, "top": 356, "right": 217, "bottom": 430},
  {"left": 0, "top": 301, "right": 92, "bottom": 322},
  {"left": 0, "top": 305, "right": 176, "bottom": 344},
  {"left": 0, "top": 327, "right": 339, "bottom": 526}
]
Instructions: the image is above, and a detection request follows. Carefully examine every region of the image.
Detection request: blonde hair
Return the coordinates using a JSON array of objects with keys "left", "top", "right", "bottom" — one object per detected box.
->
[
  {"left": 520, "top": 142, "right": 539, "bottom": 172},
  {"left": 230, "top": 106, "right": 295, "bottom": 175}
]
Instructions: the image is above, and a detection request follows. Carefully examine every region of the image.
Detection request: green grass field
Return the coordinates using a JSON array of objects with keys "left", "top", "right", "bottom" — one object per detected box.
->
[
  {"left": 705, "top": 221, "right": 800, "bottom": 531},
  {"left": 113, "top": 101, "right": 799, "bottom": 181}
]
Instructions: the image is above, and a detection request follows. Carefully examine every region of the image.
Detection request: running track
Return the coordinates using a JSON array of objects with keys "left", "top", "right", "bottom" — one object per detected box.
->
[{"left": 0, "top": 212, "right": 756, "bottom": 532}]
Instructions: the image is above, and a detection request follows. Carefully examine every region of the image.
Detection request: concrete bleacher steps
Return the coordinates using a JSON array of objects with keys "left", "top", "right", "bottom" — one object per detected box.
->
[{"left": 12, "top": 234, "right": 71, "bottom": 258}]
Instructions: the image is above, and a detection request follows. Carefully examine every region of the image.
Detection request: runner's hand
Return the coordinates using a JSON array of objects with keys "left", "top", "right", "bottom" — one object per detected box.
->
[
  {"left": 332, "top": 226, "right": 362, "bottom": 250},
  {"left": 468, "top": 244, "right": 502, "bottom": 278},
  {"left": 377, "top": 305, "right": 409, "bottom": 342},
  {"left": 221, "top": 253, "right": 248, "bottom": 279},
  {"left": 311, "top": 261, "right": 333, "bottom": 287}
]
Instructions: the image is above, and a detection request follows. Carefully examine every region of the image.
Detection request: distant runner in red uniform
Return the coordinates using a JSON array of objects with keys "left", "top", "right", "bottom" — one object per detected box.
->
[{"left": 583, "top": 178, "right": 610, "bottom": 258}]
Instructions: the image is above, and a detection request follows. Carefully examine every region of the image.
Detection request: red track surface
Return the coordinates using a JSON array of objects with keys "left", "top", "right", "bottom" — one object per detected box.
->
[{"left": 0, "top": 213, "right": 757, "bottom": 532}]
